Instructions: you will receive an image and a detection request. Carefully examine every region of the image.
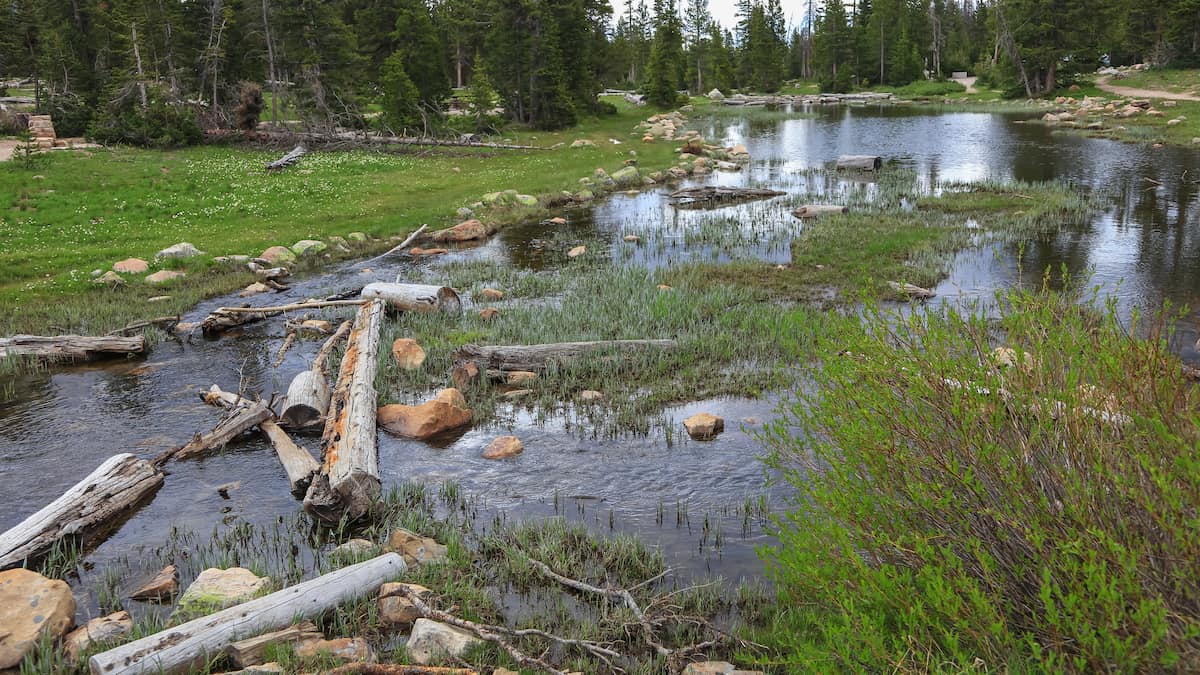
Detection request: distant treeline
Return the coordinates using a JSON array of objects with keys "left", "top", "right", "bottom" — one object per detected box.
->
[{"left": 0, "top": 0, "right": 1197, "bottom": 139}]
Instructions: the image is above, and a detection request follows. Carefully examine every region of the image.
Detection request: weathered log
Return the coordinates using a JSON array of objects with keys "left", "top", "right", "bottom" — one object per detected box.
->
[
  {"left": 887, "top": 281, "right": 936, "bottom": 300},
  {"left": 667, "top": 186, "right": 786, "bottom": 206},
  {"left": 792, "top": 204, "right": 849, "bottom": 219},
  {"left": 88, "top": 553, "right": 407, "bottom": 675},
  {"left": 364, "top": 224, "right": 429, "bottom": 263},
  {"left": 836, "top": 154, "right": 883, "bottom": 171},
  {"left": 326, "top": 665, "right": 478, "bottom": 675},
  {"left": 0, "top": 334, "right": 146, "bottom": 362},
  {"left": 226, "top": 620, "right": 323, "bottom": 668},
  {"left": 265, "top": 144, "right": 307, "bottom": 171},
  {"left": 0, "top": 454, "right": 163, "bottom": 570},
  {"left": 279, "top": 370, "right": 331, "bottom": 428},
  {"left": 158, "top": 403, "right": 273, "bottom": 464},
  {"left": 360, "top": 283, "right": 462, "bottom": 314},
  {"left": 260, "top": 420, "right": 321, "bottom": 495},
  {"left": 106, "top": 316, "right": 180, "bottom": 336},
  {"left": 312, "top": 320, "right": 353, "bottom": 374},
  {"left": 454, "top": 339, "right": 677, "bottom": 373},
  {"left": 200, "top": 300, "right": 365, "bottom": 335},
  {"left": 251, "top": 129, "right": 542, "bottom": 151},
  {"left": 303, "top": 299, "right": 386, "bottom": 523}
]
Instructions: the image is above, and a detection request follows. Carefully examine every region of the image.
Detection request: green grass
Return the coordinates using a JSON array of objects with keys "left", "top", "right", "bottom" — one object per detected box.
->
[{"left": 0, "top": 99, "right": 686, "bottom": 334}]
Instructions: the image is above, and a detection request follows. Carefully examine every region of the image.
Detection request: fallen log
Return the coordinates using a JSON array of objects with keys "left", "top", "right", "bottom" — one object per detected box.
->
[
  {"left": 265, "top": 144, "right": 307, "bottom": 171},
  {"left": 361, "top": 282, "right": 462, "bottom": 314},
  {"left": 200, "top": 299, "right": 365, "bottom": 335},
  {"left": 226, "top": 620, "right": 322, "bottom": 668},
  {"left": 836, "top": 154, "right": 883, "bottom": 171},
  {"left": 157, "top": 403, "right": 273, "bottom": 464},
  {"left": 792, "top": 204, "right": 849, "bottom": 219},
  {"left": 0, "top": 454, "right": 163, "bottom": 570},
  {"left": 0, "top": 334, "right": 146, "bottom": 362},
  {"left": 667, "top": 186, "right": 786, "bottom": 206},
  {"left": 279, "top": 320, "right": 352, "bottom": 428},
  {"left": 454, "top": 339, "right": 677, "bottom": 373},
  {"left": 887, "top": 281, "right": 936, "bottom": 300},
  {"left": 363, "top": 224, "right": 429, "bottom": 263},
  {"left": 106, "top": 316, "right": 180, "bottom": 336},
  {"left": 253, "top": 129, "right": 542, "bottom": 151},
  {"left": 304, "top": 299, "right": 386, "bottom": 523},
  {"left": 88, "top": 553, "right": 407, "bottom": 675}
]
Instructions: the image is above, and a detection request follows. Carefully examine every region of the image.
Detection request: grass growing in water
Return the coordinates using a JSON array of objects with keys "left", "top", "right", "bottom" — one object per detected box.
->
[{"left": 749, "top": 282, "right": 1200, "bottom": 671}]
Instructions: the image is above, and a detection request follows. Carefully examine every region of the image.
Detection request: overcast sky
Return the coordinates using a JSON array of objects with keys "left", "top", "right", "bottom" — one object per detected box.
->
[{"left": 607, "top": 0, "right": 800, "bottom": 31}]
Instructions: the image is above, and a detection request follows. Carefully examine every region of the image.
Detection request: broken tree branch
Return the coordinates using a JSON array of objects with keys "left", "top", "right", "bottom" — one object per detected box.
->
[
  {"left": 454, "top": 339, "right": 676, "bottom": 373},
  {"left": 364, "top": 224, "right": 429, "bottom": 263}
]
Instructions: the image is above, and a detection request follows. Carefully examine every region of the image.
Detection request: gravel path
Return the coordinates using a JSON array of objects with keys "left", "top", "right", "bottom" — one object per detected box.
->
[{"left": 1096, "top": 76, "right": 1200, "bottom": 102}]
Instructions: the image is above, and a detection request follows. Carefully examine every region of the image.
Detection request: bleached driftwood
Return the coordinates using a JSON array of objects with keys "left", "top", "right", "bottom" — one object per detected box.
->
[
  {"left": 836, "top": 154, "right": 882, "bottom": 171},
  {"left": 0, "top": 454, "right": 163, "bottom": 570},
  {"left": 0, "top": 335, "right": 146, "bottom": 362},
  {"left": 792, "top": 204, "right": 849, "bottom": 218},
  {"left": 158, "top": 403, "right": 273, "bottom": 464},
  {"left": 265, "top": 144, "right": 307, "bottom": 171},
  {"left": 364, "top": 224, "right": 429, "bottom": 263},
  {"left": 200, "top": 385, "right": 320, "bottom": 495},
  {"left": 667, "top": 186, "right": 786, "bottom": 206},
  {"left": 303, "top": 299, "right": 386, "bottom": 523},
  {"left": 279, "top": 320, "right": 352, "bottom": 428},
  {"left": 226, "top": 620, "right": 322, "bottom": 668},
  {"left": 88, "top": 553, "right": 407, "bottom": 675},
  {"left": 887, "top": 281, "right": 936, "bottom": 300},
  {"left": 360, "top": 283, "right": 462, "bottom": 314},
  {"left": 454, "top": 339, "right": 677, "bottom": 373},
  {"left": 200, "top": 300, "right": 365, "bottom": 335}
]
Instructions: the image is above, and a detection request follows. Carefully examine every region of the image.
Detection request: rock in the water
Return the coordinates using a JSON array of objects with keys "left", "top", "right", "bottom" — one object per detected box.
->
[
  {"left": 260, "top": 246, "right": 297, "bottom": 265},
  {"left": 378, "top": 388, "right": 473, "bottom": 440},
  {"left": 386, "top": 529, "right": 449, "bottom": 566},
  {"left": 145, "top": 270, "right": 186, "bottom": 284},
  {"left": 503, "top": 389, "right": 534, "bottom": 400},
  {"left": 623, "top": 234, "right": 640, "bottom": 243},
  {"left": 683, "top": 413, "right": 724, "bottom": 440},
  {"left": 177, "top": 568, "right": 270, "bottom": 616},
  {"left": 479, "top": 288, "right": 505, "bottom": 301},
  {"left": 155, "top": 242, "right": 204, "bottom": 260},
  {"left": 567, "top": 245, "right": 587, "bottom": 258},
  {"left": 431, "top": 219, "right": 490, "bottom": 243},
  {"left": 113, "top": 258, "right": 149, "bottom": 274},
  {"left": 240, "top": 282, "right": 271, "bottom": 297},
  {"left": 130, "top": 564, "right": 178, "bottom": 601},
  {"left": 406, "top": 618, "right": 482, "bottom": 665},
  {"left": 377, "top": 582, "right": 432, "bottom": 627},
  {"left": 0, "top": 568, "right": 76, "bottom": 670},
  {"left": 62, "top": 611, "right": 133, "bottom": 661},
  {"left": 410, "top": 247, "right": 449, "bottom": 257},
  {"left": 579, "top": 390, "right": 603, "bottom": 402},
  {"left": 294, "top": 637, "right": 375, "bottom": 663},
  {"left": 299, "top": 319, "right": 331, "bottom": 333},
  {"left": 548, "top": 217, "right": 567, "bottom": 225},
  {"left": 391, "top": 338, "right": 426, "bottom": 369},
  {"left": 479, "top": 307, "right": 500, "bottom": 321},
  {"left": 482, "top": 435, "right": 524, "bottom": 459},
  {"left": 290, "top": 239, "right": 327, "bottom": 256}
]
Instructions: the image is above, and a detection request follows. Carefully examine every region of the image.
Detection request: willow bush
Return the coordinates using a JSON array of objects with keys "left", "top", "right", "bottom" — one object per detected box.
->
[{"left": 757, "top": 285, "right": 1200, "bottom": 672}]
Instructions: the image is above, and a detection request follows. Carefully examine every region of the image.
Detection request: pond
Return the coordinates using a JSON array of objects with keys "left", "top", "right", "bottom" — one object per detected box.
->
[{"left": 2, "top": 103, "right": 1198, "bottom": 618}]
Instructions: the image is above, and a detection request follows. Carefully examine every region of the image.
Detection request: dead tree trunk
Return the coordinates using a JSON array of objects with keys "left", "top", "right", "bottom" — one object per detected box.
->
[
  {"left": 792, "top": 205, "right": 849, "bottom": 218},
  {"left": 200, "top": 385, "right": 320, "bottom": 495},
  {"left": 0, "top": 454, "right": 163, "bottom": 570},
  {"left": 835, "top": 155, "right": 882, "bottom": 171},
  {"left": 360, "top": 283, "right": 462, "bottom": 314},
  {"left": 454, "top": 340, "right": 677, "bottom": 373},
  {"left": 279, "top": 320, "right": 352, "bottom": 428},
  {"left": 88, "top": 553, "right": 407, "bottom": 675},
  {"left": 303, "top": 299, "right": 386, "bottom": 523},
  {"left": 158, "top": 404, "right": 273, "bottom": 464},
  {"left": 0, "top": 335, "right": 146, "bottom": 362}
]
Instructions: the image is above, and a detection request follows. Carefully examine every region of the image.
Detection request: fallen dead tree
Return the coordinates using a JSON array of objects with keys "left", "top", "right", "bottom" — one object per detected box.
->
[
  {"left": 280, "top": 320, "right": 352, "bottom": 428},
  {"left": 667, "top": 186, "right": 786, "bottom": 206},
  {"left": 0, "top": 334, "right": 146, "bottom": 362},
  {"left": 265, "top": 144, "right": 307, "bottom": 171},
  {"left": 155, "top": 402, "right": 274, "bottom": 465},
  {"left": 0, "top": 454, "right": 163, "bottom": 570},
  {"left": 792, "top": 204, "right": 849, "bottom": 219},
  {"left": 200, "top": 299, "right": 366, "bottom": 335},
  {"left": 363, "top": 224, "right": 428, "bottom": 263},
  {"left": 836, "top": 154, "right": 883, "bottom": 171},
  {"left": 202, "top": 385, "right": 321, "bottom": 495},
  {"left": 106, "top": 316, "right": 181, "bottom": 336},
  {"left": 887, "top": 281, "right": 936, "bottom": 300},
  {"left": 454, "top": 339, "right": 676, "bottom": 374},
  {"left": 304, "top": 299, "right": 386, "bottom": 523},
  {"left": 88, "top": 553, "right": 407, "bottom": 675},
  {"left": 361, "top": 282, "right": 462, "bottom": 314}
]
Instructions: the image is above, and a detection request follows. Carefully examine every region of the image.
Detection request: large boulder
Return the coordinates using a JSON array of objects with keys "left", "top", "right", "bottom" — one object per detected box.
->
[
  {"left": 155, "top": 242, "right": 204, "bottom": 260},
  {"left": 406, "top": 618, "right": 483, "bottom": 665},
  {"left": 611, "top": 166, "right": 641, "bottom": 187},
  {"left": 290, "top": 239, "right": 327, "bottom": 256},
  {"left": 707, "top": 88, "right": 725, "bottom": 100},
  {"left": 113, "top": 258, "right": 149, "bottom": 274},
  {"left": 260, "top": 246, "right": 296, "bottom": 264},
  {"left": 0, "top": 568, "right": 76, "bottom": 670},
  {"left": 378, "top": 388, "right": 473, "bottom": 440},
  {"left": 431, "top": 219, "right": 490, "bottom": 243},
  {"left": 176, "top": 568, "right": 270, "bottom": 616}
]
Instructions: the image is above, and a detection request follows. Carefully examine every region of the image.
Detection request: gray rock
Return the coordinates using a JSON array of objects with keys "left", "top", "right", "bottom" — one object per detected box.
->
[
  {"left": 155, "top": 242, "right": 204, "bottom": 260},
  {"left": 406, "top": 618, "right": 483, "bottom": 664}
]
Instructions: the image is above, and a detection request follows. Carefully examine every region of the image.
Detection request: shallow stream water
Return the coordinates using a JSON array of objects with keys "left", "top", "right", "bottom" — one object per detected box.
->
[{"left": 3, "top": 103, "right": 1199, "bottom": 620}]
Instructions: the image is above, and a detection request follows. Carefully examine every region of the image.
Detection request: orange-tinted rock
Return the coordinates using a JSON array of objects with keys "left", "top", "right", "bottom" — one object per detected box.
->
[
  {"left": 683, "top": 413, "right": 724, "bottom": 440},
  {"left": 431, "top": 219, "right": 490, "bottom": 243},
  {"left": 391, "top": 338, "right": 426, "bottom": 369},
  {"left": 482, "top": 436, "right": 524, "bottom": 459},
  {"left": 378, "top": 389, "right": 473, "bottom": 440}
]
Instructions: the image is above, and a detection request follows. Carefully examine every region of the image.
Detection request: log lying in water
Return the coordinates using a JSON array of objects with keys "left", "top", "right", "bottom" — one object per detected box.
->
[
  {"left": 279, "top": 320, "right": 352, "bottom": 429},
  {"left": 201, "top": 299, "right": 366, "bottom": 335},
  {"left": 667, "top": 186, "right": 786, "bottom": 206},
  {"left": 836, "top": 154, "right": 882, "bottom": 171},
  {"left": 887, "top": 281, "right": 936, "bottom": 300},
  {"left": 454, "top": 339, "right": 677, "bottom": 373},
  {"left": 201, "top": 385, "right": 321, "bottom": 495},
  {"left": 792, "top": 204, "right": 849, "bottom": 219},
  {"left": 361, "top": 282, "right": 462, "bottom": 314},
  {"left": 304, "top": 299, "right": 386, "bottom": 523},
  {"left": 0, "top": 335, "right": 146, "bottom": 362},
  {"left": 0, "top": 454, "right": 163, "bottom": 570},
  {"left": 88, "top": 553, "right": 407, "bottom": 675},
  {"left": 156, "top": 403, "right": 274, "bottom": 464}
]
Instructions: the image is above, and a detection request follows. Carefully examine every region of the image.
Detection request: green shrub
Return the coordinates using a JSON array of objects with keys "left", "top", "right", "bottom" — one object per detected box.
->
[
  {"left": 756, "top": 285, "right": 1200, "bottom": 672},
  {"left": 39, "top": 92, "right": 93, "bottom": 137},
  {"left": 88, "top": 88, "right": 202, "bottom": 147},
  {"left": 892, "top": 79, "right": 968, "bottom": 97}
]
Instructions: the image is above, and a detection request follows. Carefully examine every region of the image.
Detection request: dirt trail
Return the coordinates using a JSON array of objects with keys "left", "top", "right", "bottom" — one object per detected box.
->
[
  {"left": 1096, "top": 76, "right": 1200, "bottom": 102},
  {"left": 0, "top": 139, "right": 17, "bottom": 161},
  {"left": 952, "top": 76, "right": 978, "bottom": 94}
]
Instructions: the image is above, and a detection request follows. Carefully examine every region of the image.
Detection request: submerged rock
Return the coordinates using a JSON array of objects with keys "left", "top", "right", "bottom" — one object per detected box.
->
[
  {"left": 0, "top": 568, "right": 76, "bottom": 670},
  {"left": 683, "top": 413, "right": 724, "bottom": 440},
  {"left": 482, "top": 435, "right": 524, "bottom": 459},
  {"left": 407, "top": 618, "right": 482, "bottom": 665},
  {"left": 378, "top": 388, "right": 472, "bottom": 440}
]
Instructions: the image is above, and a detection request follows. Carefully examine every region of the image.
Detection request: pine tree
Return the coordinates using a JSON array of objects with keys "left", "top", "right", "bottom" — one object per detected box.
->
[{"left": 645, "top": 0, "right": 685, "bottom": 105}]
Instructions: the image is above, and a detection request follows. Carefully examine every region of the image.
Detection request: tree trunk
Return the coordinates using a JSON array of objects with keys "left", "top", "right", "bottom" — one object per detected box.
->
[
  {"left": 163, "top": 404, "right": 273, "bottom": 463},
  {"left": 0, "top": 454, "right": 163, "bottom": 570},
  {"left": 453, "top": 339, "right": 677, "bottom": 373},
  {"left": 360, "top": 283, "right": 462, "bottom": 314},
  {"left": 260, "top": 420, "right": 320, "bottom": 495},
  {"left": 88, "top": 553, "right": 407, "bottom": 675},
  {"left": 0, "top": 335, "right": 146, "bottom": 362},
  {"left": 279, "top": 370, "right": 330, "bottom": 428},
  {"left": 792, "top": 204, "right": 849, "bottom": 218},
  {"left": 227, "top": 621, "right": 322, "bottom": 668},
  {"left": 303, "top": 299, "right": 385, "bottom": 523},
  {"left": 836, "top": 155, "right": 882, "bottom": 170},
  {"left": 131, "top": 23, "right": 148, "bottom": 108}
]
